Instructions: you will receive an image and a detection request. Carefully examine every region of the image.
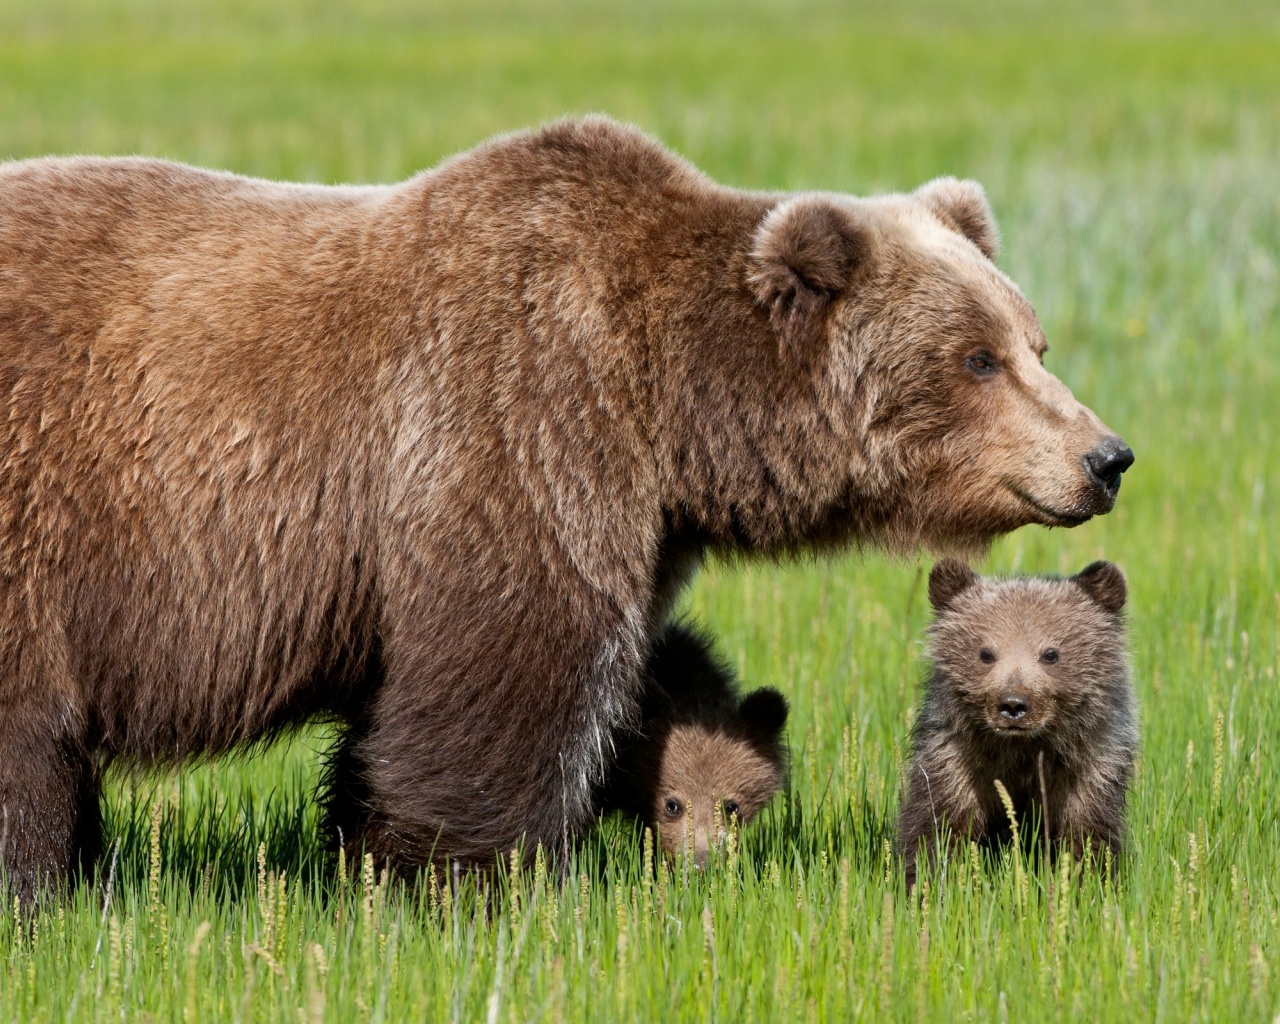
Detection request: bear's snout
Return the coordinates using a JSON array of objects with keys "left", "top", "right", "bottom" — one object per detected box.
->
[
  {"left": 1083, "top": 438, "right": 1135, "bottom": 506},
  {"left": 668, "top": 825, "right": 715, "bottom": 869},
  {"left": 998, "top": 691, "right": 1030, "bottom": 722},
  {"left": 985, "top": 674, "right": 1048, "bottom": 733}
]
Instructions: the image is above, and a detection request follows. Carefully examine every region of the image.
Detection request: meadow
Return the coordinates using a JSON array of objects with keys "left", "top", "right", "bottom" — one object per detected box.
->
[{"left": 1, "top": 0, "right": 1278, "bottom": 1019}]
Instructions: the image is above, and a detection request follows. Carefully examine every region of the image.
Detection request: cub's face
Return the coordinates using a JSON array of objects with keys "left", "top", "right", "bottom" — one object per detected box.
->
[
  {"left": 648, "top": 687, "right": 788, "bottom": 866},
  {"left": 749, "top": 180, "right": 1133, "bottom": 553},
  {"left": 925, "top": 560, "right": 1129, "bottom": 743},
  {"left": 652, "top": 725, "right": 784, "bottom": 866}
]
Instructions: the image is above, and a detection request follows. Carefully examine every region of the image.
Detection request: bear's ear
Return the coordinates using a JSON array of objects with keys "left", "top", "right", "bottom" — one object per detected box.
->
[
  {"left": 738, "top": 687, "right": 789, "bottom": 742},
  {"left": 913, "top": 177, "right": 1000, "bottom": 260},
  {"left": 928, "top": 559, "right": 978, "bottom": 611},
  {"left": 1072, "top": 561, "right": 1127, "bottom": 614},
  {"left": 748, "top": 196, "right": 871, "bottom": 360}
]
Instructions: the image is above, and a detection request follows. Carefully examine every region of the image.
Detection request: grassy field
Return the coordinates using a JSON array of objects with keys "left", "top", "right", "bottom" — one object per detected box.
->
[{"left": 2, "top": 1, "right": 1279, "bottom": 1019}]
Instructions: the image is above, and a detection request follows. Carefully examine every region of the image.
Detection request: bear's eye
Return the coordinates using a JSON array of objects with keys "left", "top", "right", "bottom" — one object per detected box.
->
[
  {"left": 723, "top": 800, "right": 740, "bottom": 819},
  {"left": 979, "top": 647, "right": 996, "bottom": 664},
  {"left": 965, "top": 352, "right": 998, "bottom": 376},
  {"left": 1041, "top": 648, "right": 1060, "bottom": 664},
  {"left": 664, "top": 798, "right": 682, "bottom": 817}
]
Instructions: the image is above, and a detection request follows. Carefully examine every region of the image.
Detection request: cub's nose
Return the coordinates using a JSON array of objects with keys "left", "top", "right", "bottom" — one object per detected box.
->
[
  {"left": 692, "top": 836, "right": 710, "bottom": 869},
  {"left": 1083, "top": 439, "right": 1135, "bottom": 499},
  {"left": 998, "top": 693, "right": 1030, "bottom": 721}
]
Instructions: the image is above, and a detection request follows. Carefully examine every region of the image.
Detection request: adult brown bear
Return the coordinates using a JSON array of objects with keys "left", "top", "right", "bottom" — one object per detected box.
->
[{"left": 0, "top": 117, "right": 1131, "bottom": 900}]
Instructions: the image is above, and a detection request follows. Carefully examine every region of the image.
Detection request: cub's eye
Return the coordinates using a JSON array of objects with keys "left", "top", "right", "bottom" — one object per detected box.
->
[
  {"left": 1041, "top": 648, "right": 1060, "bottom": 664},
  {"left": 965, "top": 352, "right": 998, "bottom": 376},
  {"left": 979, "top": 648, "right": 996, "bottom": 664},
  {"left": 664, "top": 798, "right": 682, "bottom": 817},
  {"left": 723, "top": 800, "right": 740, "bottom": 819}
]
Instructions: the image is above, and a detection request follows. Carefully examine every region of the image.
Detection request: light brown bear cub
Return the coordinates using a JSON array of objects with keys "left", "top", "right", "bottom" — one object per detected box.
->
[
  {"left": 898, "top": 560, "right": 1136, "bottom": 886},
  {"left": 597, "top": 624, "right": 788, "bottom": 866}
]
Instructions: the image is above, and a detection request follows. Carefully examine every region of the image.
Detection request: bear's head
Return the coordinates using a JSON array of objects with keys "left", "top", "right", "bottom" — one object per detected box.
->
[
  {"left": 645, "top": 687, "right": 788, "bottom": 866},
  {"left": 924, "top": 559, "right": 1130, "bottom": 746},
  {"left": 745, "top": 180, "right": 1133, "bottom": 554}
]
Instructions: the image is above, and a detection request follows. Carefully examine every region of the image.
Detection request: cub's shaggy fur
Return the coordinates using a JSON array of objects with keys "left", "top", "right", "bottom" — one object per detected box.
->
[
  {"left": 898, "top": 560, "right": 1136, "bottom": 886},
  {"left": 595, "top": 624, "right": 788, "bottom": 865},
  {"left": 0, "top": 116, "right": 1132, "bottom": 901}
]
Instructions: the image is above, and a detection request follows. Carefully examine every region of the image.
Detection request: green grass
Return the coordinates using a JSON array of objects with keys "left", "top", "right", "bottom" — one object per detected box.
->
[{"left": 2, "top": 1, "right": 1279, "bottom": 1019}]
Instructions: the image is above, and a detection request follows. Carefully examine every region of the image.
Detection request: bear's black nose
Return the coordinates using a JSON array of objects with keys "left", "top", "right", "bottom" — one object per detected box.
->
[
  {"left": 1084, "top": 440, "right": 1135, "bottom": 498},
  {"left": 998, "top": 693, "right": 1029, "bottom": 721}
]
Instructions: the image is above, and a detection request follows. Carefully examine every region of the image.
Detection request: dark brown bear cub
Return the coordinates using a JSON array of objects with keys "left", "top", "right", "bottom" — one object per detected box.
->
[
  {"left": 898, "top": 560, "right": 1136, "bottom": 887},
  {"left": 597, "top": 624, "right": 788, "bottom": 866}
]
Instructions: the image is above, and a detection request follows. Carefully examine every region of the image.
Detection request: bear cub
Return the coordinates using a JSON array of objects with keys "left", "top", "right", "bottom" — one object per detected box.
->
[
  {"left": 898, "top": 559, "right": 1136, "bottom": 886},
  {"left": 597, "top": 623, "right": 788, "bottom": 866}
]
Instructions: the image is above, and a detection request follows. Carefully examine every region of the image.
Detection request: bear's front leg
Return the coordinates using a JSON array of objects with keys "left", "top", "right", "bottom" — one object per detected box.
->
[
  {"left": 0, "top": 706, "right": 101, "bottom": 906},
  {"left": 340, "top": 565, "right": 648, "bottom": 872},
  {"left": 1055, "top": 765, "right": 1130, "bottom": 866},
  {"left": 898, "top": 738, "right": 985, "bottom": 890}
]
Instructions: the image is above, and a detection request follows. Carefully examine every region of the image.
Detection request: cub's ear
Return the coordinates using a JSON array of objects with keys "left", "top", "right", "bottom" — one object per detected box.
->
[
  {"left": 913, "top": 177, "right": 1000, "bottom": 260},
  {"left": 1072, "top": 561, "right": 1127, "bottom": 614},
  {"left": 928, "top": 559, "right": 978, "bottom": 611},
  {"left": 748, "top": 196, "right": 870, "bottom": 360},
  {"left": 738, "top": 687, "right": 789, "bottom": 742}
]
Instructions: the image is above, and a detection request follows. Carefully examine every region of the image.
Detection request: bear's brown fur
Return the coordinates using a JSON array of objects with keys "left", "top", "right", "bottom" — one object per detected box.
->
[
  {"left": 0, "top": 116, "right": 1132, "bottom": 901},
  {"left": 595, "top": 623, "right": 788, "bottom": 865},
  {"left": 897, "top": 560, "right": 1136, "bottom": 887}
]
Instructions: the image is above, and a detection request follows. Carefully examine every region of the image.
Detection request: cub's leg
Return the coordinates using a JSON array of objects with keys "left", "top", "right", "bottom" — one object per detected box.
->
[
  {"left": 897, "top": 738, "right": 985, "bottom": 890},
  {"left": 1055, "top": 765, "right": 1130, "bottom": 864}
]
